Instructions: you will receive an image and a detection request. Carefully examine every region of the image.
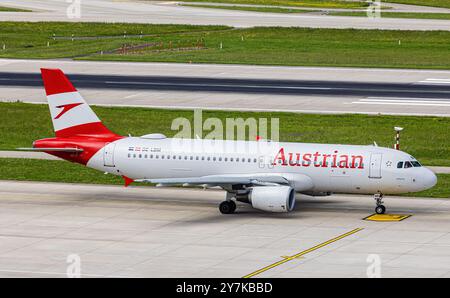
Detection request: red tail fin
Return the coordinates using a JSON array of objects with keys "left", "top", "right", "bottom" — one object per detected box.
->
[{"left": 41, "top": 68, "right": 118, "bottom": 138}]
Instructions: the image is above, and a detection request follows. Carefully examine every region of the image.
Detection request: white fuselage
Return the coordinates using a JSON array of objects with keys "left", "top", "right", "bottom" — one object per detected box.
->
[{"left": 87, "top": 136, "right": 437, "bottom": 195}]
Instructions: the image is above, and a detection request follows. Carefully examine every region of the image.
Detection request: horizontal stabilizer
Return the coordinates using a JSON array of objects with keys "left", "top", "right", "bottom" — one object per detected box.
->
[{"left": 16, "top": 147, "right": 84, "bottom": 153}]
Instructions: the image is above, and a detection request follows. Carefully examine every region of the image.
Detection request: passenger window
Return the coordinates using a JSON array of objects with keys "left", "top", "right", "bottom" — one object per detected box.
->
[
  {"left": 225, "top": 158, "right": 228, "bottom": 162},
  {"left": 404, "top": 161, "right": 413, "bottom": 168},
  {"left": 128, "top": 153, "right": 131, "bottom": 158},
  {"left": 196, "top": 156, "right": 199, "bottom": 160},
  {"left": 397, "top": 162, "right": 403, "bottom": 168},
  {"left": 190, "top": 156, "right": 193, "bottom": 160}
]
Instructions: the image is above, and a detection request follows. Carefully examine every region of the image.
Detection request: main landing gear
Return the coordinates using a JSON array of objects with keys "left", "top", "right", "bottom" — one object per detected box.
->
[
  {"left": 219, "top": 200, "right": 236, "bottom": 214},
  {"left": 219, "top": 192, "right": 237, "bottom": 214},
  {"left": 374, "top": 193, "right": 386, "bottom": 214}
]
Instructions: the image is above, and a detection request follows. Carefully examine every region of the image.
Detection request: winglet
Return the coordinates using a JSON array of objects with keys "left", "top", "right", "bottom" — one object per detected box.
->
[{"left": 122, "top": 176, "right": 134, "bottom": 187}]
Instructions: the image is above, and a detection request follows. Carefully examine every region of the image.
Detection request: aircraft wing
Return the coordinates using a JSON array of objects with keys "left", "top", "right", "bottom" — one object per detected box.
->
[
  {"left": 136, "top": 174, "right": 289, "bottom": 186},
  {"left": 17, "top": 147, "right": 84, "bottom": 153},
  {"left": 137, "top": 173, "right": 291, "bottom": 187}
]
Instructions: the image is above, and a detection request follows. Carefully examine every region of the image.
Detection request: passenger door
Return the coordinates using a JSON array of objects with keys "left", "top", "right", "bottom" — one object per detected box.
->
[
  {"left": 369, "top": 153, "right": 382, "bottom": 178},
  {"left": 103, "top": 143, "right": 116, "bottom": 167}
]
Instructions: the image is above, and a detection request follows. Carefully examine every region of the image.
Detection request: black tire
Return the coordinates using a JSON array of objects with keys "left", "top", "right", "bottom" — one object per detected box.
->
[
  {"left": 219, "top": 201, "right": 234, "bottom": 214},
  {"left": 229, "top": 200, "right": 237, "bottom": 213},
  {"left": 375, "top": 205, "right": 386, "bottom": 215}
]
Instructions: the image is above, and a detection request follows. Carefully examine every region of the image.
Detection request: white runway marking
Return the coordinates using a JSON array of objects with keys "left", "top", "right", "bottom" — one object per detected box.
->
[
  {"left": 353, "top": 98, "right": 450, "bottom": 107},
  {"left": 104, "top": 81, "right": 332, "bottom": 90},
  {"left": 417, "top": 78, "right": 450, "bottom": 85}
]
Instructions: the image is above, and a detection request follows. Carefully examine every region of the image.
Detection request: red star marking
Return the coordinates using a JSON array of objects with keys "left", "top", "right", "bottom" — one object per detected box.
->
[{"left": 54, "top": 103, "right": 83, "bottom": 119}]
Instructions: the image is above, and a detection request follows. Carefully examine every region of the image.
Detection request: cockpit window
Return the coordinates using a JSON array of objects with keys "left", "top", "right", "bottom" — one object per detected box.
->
[
  {"left": 404, "top": 161, "right": 413, "bottom": 168},
  {"left": 411, "top": 161, "right": 422, "bottom": 167},
  {"left": 397, "top": 161, "right": 403, "bottom": 168}
]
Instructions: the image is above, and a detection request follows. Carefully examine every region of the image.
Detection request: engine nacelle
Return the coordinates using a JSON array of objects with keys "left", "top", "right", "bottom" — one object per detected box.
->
[{"left": 249, "top": 186, "right": 296, "bottom": 213}]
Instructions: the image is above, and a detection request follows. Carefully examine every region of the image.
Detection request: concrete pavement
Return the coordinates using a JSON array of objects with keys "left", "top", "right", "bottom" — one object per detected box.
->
[{"left": 0, "top": 180, "right": 449, "bottom": 277}]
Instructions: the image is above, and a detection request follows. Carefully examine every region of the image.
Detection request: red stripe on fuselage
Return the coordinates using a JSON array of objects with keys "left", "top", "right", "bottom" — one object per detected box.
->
[
  {"left": 36, "top": 122, "right": 123, "bottom": 165},
  {"left": 55, "top": 122, "right": 118, "bottom": 138}
]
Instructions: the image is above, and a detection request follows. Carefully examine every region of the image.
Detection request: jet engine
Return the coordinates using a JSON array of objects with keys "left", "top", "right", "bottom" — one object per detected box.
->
[{"left": 249, "top": 185, "right": 296, "bottom": 213}]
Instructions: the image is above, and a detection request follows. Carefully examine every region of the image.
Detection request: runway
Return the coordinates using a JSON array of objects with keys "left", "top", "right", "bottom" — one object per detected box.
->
[
  {"left": 0, "top": 180, "right": 449, "bottom": 278},
  {"left": 2, "top": 72, "right": 449, "bottom": 99},
  {"left": 1, "top": 59, "right": 450, "bottom": 116},
  {"left": 1, "top": 0, "right": 450, "bottom": 31}
]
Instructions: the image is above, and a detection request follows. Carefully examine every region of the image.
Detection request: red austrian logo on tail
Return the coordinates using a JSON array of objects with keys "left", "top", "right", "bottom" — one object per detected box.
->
[{"left": 54, "top": 103, "right": 83, "bottom": 119}]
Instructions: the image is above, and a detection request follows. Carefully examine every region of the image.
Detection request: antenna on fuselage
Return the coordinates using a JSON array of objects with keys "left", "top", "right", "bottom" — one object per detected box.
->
[{"left": 394, "top": 127, "right": 404, "bottom": 150}]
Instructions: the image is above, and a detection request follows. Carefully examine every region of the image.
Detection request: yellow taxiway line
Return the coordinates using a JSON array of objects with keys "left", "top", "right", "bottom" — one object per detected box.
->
[{"left": 243, "top": 228, "right": 364, "bottom": 278}]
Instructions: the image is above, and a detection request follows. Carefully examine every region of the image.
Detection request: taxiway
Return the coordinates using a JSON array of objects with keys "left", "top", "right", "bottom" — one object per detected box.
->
[
  {"left": 0, "top": 0, "right": 449, "bottom": 31},
  {"left": 0, "top": 180, "right": 449, "bottom": 278}
]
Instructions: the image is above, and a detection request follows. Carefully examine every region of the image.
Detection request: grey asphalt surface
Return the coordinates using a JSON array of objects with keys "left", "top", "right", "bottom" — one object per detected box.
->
[
  {"left": 1, "top": 72, "right": 449, "bottom": 99},
  {"left": 1, "top": 59, "right": 450, "bottom": 116}
]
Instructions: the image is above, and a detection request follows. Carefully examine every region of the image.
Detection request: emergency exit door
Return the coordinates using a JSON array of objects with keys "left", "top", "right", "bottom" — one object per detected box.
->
[
  {"left": 369, "top": 153, "right": 382, "bottom": 179},
  {"left": 103, "top": 143, "right": 116, "bottom": 167}
]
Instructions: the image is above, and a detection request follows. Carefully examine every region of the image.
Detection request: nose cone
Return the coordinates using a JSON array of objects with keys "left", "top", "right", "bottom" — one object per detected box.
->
[{"left": 421, "top": 168, "right": 438, "bottom": 191}]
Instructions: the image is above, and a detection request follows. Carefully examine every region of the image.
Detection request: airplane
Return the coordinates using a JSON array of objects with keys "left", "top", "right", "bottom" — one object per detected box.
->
[{"left": 19, "top": 68, "right": 437, "bottom": 215}]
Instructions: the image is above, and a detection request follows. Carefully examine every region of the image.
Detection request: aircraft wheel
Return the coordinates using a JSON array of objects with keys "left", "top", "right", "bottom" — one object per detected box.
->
[
  {"left": 219, "top": 201, "right": 236, "bottom": 214},
  {"left": 375, "top": 205, "right": 386, "bottom": 215}
]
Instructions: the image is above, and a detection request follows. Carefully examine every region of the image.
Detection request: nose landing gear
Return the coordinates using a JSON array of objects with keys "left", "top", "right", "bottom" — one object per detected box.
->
[{"left": 374, "top": 193, "right": 386, "bottom": 214}]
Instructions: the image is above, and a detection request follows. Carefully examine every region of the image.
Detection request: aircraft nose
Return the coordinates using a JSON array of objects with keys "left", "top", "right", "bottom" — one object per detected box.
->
[{"left": 422, "top": 168, "right": 437, "bottom": 190}]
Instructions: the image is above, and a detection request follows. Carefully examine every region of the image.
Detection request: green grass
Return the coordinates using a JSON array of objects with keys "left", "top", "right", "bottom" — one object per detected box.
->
[
  {"left": 0, "top": 158, "right": 122, "bottom": 185},
  {"left": 330, "top": 11, "right": 450, "bottom": 20},
  {"left": 0, "top": 6, "right": 31, "bottom": 12},
  {"left": 1, "top": 22, "right": 449, "bottom": 69},
  {"left": 182, "top": 4, "right": 315, "bottom": 13},
  {"left": 385, "top": 0, "right": 450, "bottom": 9},
  {"left": 0, "top": 22, "right": 230, "bottom": 59},
  {"left": 0, "top": 102, "right": 449, "bottom": 166},
  {"left": 178, "top": 0, "right": 368, "bottom": 8},
  {"left": 85, "top": 27, "right": 450, "bottom": 70},
  {"left": 0, "top": 158, "right": 448, "bottom": 198}
]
